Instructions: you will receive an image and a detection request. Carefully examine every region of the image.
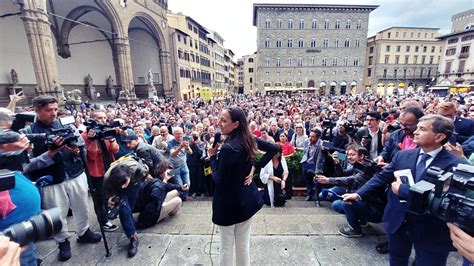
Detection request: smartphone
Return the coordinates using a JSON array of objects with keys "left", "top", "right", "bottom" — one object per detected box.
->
[
  {"left": 59, "top": 116, "right": 75, "bottom": 126},
  {"left": 338, "top": 153, "right": 347, "bottom": 161}
]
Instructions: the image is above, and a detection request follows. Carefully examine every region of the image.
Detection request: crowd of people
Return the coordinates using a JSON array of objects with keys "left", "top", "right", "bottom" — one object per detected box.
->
[{"left": 0, "top": 90, "right": 473, "bottom": 265}]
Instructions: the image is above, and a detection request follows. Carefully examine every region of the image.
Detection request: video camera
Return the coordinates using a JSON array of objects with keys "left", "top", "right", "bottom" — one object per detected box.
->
[
  {"left": 22, "top": 116, "right": 79, "bottom": 147},
  {"left": 83, "top": 120, "right": 120, "bottom": 140},
  {"left": 322, "top": 119, "right": 336, "bottom": 128},
  {"left": 106, "top": 196, "right": 126, "bottom": 220},
  {"left": 0, "top": 207, "right": 62, "bottom": 247},
  {"left": 407, "top": 164, "right": 474, "bottom": 234},
  {"left": 352, "top": 158, "right": 383, "bottom": 177}
]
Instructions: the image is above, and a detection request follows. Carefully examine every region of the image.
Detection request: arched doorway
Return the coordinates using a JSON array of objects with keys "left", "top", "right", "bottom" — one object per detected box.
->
[
  {"left": 330, "top": 81, "right": 337, "bottom": 95},
  {"left": 319, "top": 81, "right": 327, "bottom": 96},
  {"left": 128, "top": 15, "right": 165, "bottom": 98},
  {"left": 340, "top": 81, "right": 347, "bottom": 95},
  {"left": 308, "top": 80, "right": 315, "bottom": 87},
  {"left": 350, "top": 81, "right": 357, "bottom": 95}
]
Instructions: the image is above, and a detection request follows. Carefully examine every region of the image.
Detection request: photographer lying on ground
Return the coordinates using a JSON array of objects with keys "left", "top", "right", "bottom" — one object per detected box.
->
[{"left": 315, "top": 144, "right": 385, "bottom": 237}]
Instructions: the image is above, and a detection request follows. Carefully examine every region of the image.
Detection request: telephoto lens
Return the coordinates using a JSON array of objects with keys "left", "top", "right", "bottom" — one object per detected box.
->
[{"left": 0, "top": 207, "right": 62, "bottom": 247}]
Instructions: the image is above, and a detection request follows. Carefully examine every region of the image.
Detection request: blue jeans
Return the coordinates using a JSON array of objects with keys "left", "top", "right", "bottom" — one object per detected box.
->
[
  {"left": 342, "top": 200, "right": 382, "bottom": 232},
  {"left": 20, "top": 243, "right": 37, "bottom": 266},
  {"left": 119, "top": 183, "right": 142, "bottom": 238},
  {"left": 171, "top": 164, "right": 190, "bottom": 199},
  {"left": 302, "top": 162, "right": 316, "bottom": 198}
]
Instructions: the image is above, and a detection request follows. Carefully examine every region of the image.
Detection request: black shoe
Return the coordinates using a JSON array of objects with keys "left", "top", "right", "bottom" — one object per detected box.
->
[
  {"left": 77, "top": 228, "right": 102, "bottom": 243},
  {"left": 128, "top": 235, "right": 139, "bottom": 258},
  {"left": 102, "top": 222, "right": 119, "bottom": 232},
  {"left": 58, "top": 239, "right": 71, "bottom": 262},
  {"left": 338, "top": 224, "right": 362, "bottom": 238},
  {"left": 376, "top": 241, "right": 389, "bottom": 254}
]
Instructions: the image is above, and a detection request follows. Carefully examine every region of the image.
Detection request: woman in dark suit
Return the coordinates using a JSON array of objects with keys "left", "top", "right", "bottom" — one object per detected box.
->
[{"left": 208, "top": 106, "right": 278, "bottom": 266}]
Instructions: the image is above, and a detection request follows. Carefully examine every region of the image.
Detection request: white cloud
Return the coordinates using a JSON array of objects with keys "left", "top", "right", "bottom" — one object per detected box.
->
[{"left": 168, "top": 0, "right": 473, "bottom": 58}]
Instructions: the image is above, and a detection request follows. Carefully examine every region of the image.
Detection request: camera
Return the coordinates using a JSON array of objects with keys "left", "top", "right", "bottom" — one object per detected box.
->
[
  {"left": 22, "top": 116, "right": 79, "bottom": 147},
  {"left": 83, "top": 120, "right": 120, "bottom": 140},
  {"left": 407, "top": 164, "right": 474, "bottom": 234},
  {"left": 0, "top": 169, "right": 15, "bottom": 192},
  {"left": 387, "top": 124, "right": 401, "bottom": 133},
  {"left": 353, "top": 158, "right": 382, "bottom": 177},
  {"left": 322, "top": 119, "right": 335, "bottom": 128},
  {"left": 107, "top": 196, "right": 126, "bottom": 220},
  {"left": 0, "top": 207, "right": 62, "bottom": 247}
]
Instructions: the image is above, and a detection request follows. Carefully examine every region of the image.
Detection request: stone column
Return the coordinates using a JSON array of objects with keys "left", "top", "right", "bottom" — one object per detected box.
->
[
  {"left": 160, "top": 50, "right": 173, "bottom": 98},
  {"left": 20, "top": 0, "right": 63, "bottom": 99},
  {"left": 115, "top": 36, "right": 137, "bottom": 101}
]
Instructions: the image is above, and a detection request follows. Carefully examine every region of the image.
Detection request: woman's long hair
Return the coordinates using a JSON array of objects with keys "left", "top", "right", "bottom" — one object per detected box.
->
[{"left": 225, "top": 106, "right": 257, "bottom": 162}]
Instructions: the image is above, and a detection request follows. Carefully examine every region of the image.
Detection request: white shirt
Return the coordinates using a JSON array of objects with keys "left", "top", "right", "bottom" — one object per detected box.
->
[
  {"left": 418, "top": 146, "right": 443, "bottom": 168},
  {"left": 368, "top": 129, "right": 379, "bottom": 160}
]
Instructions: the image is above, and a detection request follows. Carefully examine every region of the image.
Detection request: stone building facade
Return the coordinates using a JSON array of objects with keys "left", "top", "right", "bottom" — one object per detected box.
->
[
  {"left": 242, "top": 54, "right": 258, "bottom": 95},
  {"left": 252, "top": 3, "right": 377, "bottom": 95},
  {"left": 436, "top": 9, "right": 474, "bottom": 93},
  {"left": 364, "top": 27, "right": 443, "bottom": 95}
]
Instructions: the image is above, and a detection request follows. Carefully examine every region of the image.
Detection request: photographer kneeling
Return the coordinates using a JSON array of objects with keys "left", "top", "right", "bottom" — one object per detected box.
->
[{"left": 316, "top": 144, "right": 385, "bottom": 237}]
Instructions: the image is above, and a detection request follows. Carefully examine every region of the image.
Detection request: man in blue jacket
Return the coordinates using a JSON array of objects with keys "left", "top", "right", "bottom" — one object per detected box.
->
[{"left": 343, "top": 114, "right": 468, "bottom": 266}]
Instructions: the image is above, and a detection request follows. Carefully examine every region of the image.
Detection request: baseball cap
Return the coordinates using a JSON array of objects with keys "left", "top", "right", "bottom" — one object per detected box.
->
[{"left": 122, "top": 134, "right": 138, "bottom": 143}]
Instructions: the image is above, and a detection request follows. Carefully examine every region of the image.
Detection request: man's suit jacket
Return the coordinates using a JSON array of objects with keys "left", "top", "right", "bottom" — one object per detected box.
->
[
  {"left": 354, "top": 127, "right": 384, "bottom": 156},
  {"left": 357, "top": 148, "right": 467, "bottom": 250},
  {"left": 300, "top": 139, "right": 326, "bottom": 174}
]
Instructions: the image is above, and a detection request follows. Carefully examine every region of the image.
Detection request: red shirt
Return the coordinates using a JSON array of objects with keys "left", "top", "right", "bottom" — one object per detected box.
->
[
  {"left": 280, "top": 142, "right": 295, "bottom": 157},
  {"left": 252, "top": 129, "right": 261, "bottom": 137},
  {"left": 81, "top": 132, "right": 119, "bottom": 178}
]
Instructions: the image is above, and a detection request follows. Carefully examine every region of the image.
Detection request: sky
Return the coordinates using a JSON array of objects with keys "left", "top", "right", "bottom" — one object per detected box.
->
[{"left": 168, "top": 0, "right": 473, "bottom": 59}]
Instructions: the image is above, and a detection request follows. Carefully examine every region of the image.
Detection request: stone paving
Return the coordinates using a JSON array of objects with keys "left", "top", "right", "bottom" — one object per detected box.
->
[{"left": 35, "top": 197, "right": 463, "bottom": 265}]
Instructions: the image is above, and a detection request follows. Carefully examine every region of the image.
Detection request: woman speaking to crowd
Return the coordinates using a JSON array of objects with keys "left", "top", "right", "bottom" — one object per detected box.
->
[{"left": 208, "top": 106, "right": 278, "bottom": 266}]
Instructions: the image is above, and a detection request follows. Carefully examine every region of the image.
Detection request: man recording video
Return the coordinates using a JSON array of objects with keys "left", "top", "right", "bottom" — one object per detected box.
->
[
  {"left": 343, "top": 115, "right": 468, "bottom": 265},
  {"left": 24, "top": 96, "right": 101, "bottom": 262},
  {"left": 81, "top": 110, "right": 120, "bottom": 232}
]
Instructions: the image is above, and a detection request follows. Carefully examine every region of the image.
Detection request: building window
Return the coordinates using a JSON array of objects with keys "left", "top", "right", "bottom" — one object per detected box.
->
[
  {"left": 311, "top": 38, "right": 316, "bottom": 47},
  {"left": 332, "top": 57, "right": 338, "bottom": 66},
  {"left": 346, "top": 20, "right": 352, "bottom": 29},
  {"left": 177, "top": 34, "right": 181, "bottom": 42},
  {"left": 288, "top": 57, "right": 292, "bottom": 66},
  {"left": 458, "top": 60, "right": 466, "bottom": 72},
  {"left": 324, "top": 19, "right": 330, "bottom": 29},
  {"left": 415, "top": 46, "right": 419, "bottom": 52},
  {"left": 356, "top": 20, "right": 362, "bottom": 29},
  {"left": 354, "top": 57, "right": 359, "bottom": 66},
  {"left": 298, "top": 57, "right": 303, "bottom": 66},
  {"left": 322, "top": 58, "right": 327, "bottom": 66},
  {"left": 368, "top": 56, "right": 373, "bottom": 65},
  {"left": 406, "top": 45, "right": 411, "bottom": 52},
  {"left": 405, "top": 55, "right": 409, "bottom": 64},
  {"left": 445, "top": 61, "right": 452, "bottom": 73},
  {"left": 410, "top": 32, "right": 414, "bottom": 38},
  {"left": 421, "top": 55, "right": 426, "bottom": 64},
  {"left": 264, "top": 19, "right": 271, "bottom": 29},
  {"left": 343, "top": 57, "right": 348, "bottom": 66},
  {"left": 311, "top": 19, "right": 317, "bottom": 29},
  {"left": 334, "top": 38, "right": 339, "bottom": 47},
  {"left": 367, "top": 68, "right": 372, "bottom": 77},
  {"left": 355, "top": 38, "right": 360, "bottom": 47},
  {"left": 288, "top": 19, "right": 293, "bottom": 29},
  {"left": 414, "top": 55, "right": 418, "bottom": 64},
  {"left": 264, "top": 38, "right": 270, "bottom": 48},
  {"left": 403, "top": 32, "right": 407, "bottom": 38},
  {"left": 344, "top": 38, "right": 350, "bottom": 47},
  {"left": 429, "top": 56, "right": 434, "bottom": 64},
  {"left": 423, "top": 46, "right": 427, "bottom": 53},
  {"left": 249, "top": 68, "right": 254, "bottom": 73},
  {"left": 395, "top": 55, "right": 400, "bottom": 64},
  {"left": 431, "top": 46, "right": 435, "bottom": 53},
  {"left": 277, "top": 19, "right": 282, "bottom": 29},
  {"left": 323, "top": 38, "right": 329, "bottom": 48},
  {"left": 383, "top": 69, "right": 387, "bottom": 78},
  {"left": 188, "top": 23, "right": 193, "bottom": 31},
  {"left": 311, "top": 57, "right": 315, "bottom": 66},
  {"left": 461, "top": 45, "right": 470, "bottom": 54},
  {"left": 250, "top": 77, "right": 253, "bottom": 83},
  {"left": 287, "top": 38, "right": 293, "bottom": 48},
  {"left": 387, "top": 32, "right": 391, "bottom": 38},
  {"left": 298, "top": 38, "right": 304, "bottom": 48},
  {"left": 427, "top": 68, "right": 431, "bottom": 77},
  {"left": 248, "top": 58, "right": 254, "bottom": 63},
  {"left": 396, "top": 45, "right": 401, "bottom": 52},
  {"left": 394, "top": 69, "right": 398, "bottom": 78},
  {"left": 386, "top": 45, "right": 391, "bottom": 52},
  {"left": 276, "top": 58, "right": 281, "bottom": 67},
  {"left": 420, "top": 68, "right": 424, "bottom": 77},
  {"left": 276, "top": 38, "right": 282, "bottom": 48},
  {"left": 417, "top": 32, "right": 421, "bottom": 38},
  {"left": 299, "top": 19, "right": 304, "bottom": 29},
  {"left": 403, "top": 69, "right": 407, "bottom": 78},
  {"left": 335, "top": 20, "right": 340, "bottom": 29},
  {"left": 445, "top": 48, "right": 456, "bottom": 56},
  {"left": 369, "top": 46, "right": 374, "bottom": 53},
  {"left": 265, "top": 58, "right": 270, "bottom": 67},
  {"left": 396, "top": 32, "right": 399, "bottom": 38},
  {"left": 384, "top": 55, "right": 389, "bottom": 64}
]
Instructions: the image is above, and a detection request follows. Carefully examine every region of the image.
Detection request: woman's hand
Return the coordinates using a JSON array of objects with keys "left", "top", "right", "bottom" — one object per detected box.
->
[
  {"left": 281, "top": 180, "right": 286, "bottom": 190},
  {"left": 244, "top": 165, "right": 255, "bottom": 186}
]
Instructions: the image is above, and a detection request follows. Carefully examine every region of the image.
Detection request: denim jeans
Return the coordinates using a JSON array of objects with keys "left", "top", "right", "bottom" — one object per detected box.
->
[
  {"left": 171, "top": 164, "right": 190, "bottom": 199},
  {"left": 342, "top": 200, "right": 382, "bottom": 232},
  {"left": 302, "top": 162, "right": 316, "bottom": 198},
  {"left": 20, "top": 243, "right": 37, "bottom": 266},
  {"left": 119, "top": 183, "right": 142, "bottom": 238}
]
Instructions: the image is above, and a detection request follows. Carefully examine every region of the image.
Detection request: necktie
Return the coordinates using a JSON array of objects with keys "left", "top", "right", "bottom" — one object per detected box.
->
[{"left": 415, "top": 153, "right": 431, "bottom": 182}]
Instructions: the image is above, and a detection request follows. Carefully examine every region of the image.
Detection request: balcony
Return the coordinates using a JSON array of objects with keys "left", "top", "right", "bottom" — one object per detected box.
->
[
  {"left": 459, "top": 53, "right": 469, "bottom": 58},
  {"left": 376, "top": 75, "right": 433, "bottom": 81}
]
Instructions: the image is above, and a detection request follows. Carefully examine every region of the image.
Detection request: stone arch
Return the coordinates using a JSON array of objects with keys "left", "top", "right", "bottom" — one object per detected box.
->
[
  {"left": 127, "top": 12, "right": 167, "bottom": 51},
  {"left": 330, "top": 81, "right": 337, "bottom": 95},
  {"left": 308, "top": 80, "right": 315, "bottom": 87},
  {"left": 319, "top": 81, "right": 327, "bottom": 96},
  {"left": 340, "top": 81, "right": 347, "bottom": 95}
]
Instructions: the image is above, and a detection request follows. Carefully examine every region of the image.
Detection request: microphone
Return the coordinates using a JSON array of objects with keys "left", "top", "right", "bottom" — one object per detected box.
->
[{"left": 212, "top": 132, "right": 221, "bottom": 148}]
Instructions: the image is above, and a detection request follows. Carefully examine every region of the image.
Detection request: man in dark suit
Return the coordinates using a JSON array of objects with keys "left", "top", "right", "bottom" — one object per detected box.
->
[
  {"left": 300, "top": 128, "right": 326, "bottom": 202},
  {"left": 355, "top": 112, "right": 384, "bottom": 160},
  {"left": 437, "top": 101, "right": 474, "bottom": 144},
  {"left": 343, "top": 114, "right": 468, "bottom": 266}
]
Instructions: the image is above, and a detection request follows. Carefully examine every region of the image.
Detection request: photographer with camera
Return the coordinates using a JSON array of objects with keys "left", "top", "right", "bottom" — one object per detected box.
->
[
  {"left": 316, "top": 145, "right": 385, "bottom": 238},
  {"left": 24, "top": 96, "right": 101, "bottom": 262},
  {"left": 81, "top": 110, "right": 120, "bottom": 232},
  {"left": 343, "top": 115, "right": 468, "bottom": 265},
  {"left": 122, "top": 132, "right": 165, "bottom": 179}
]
